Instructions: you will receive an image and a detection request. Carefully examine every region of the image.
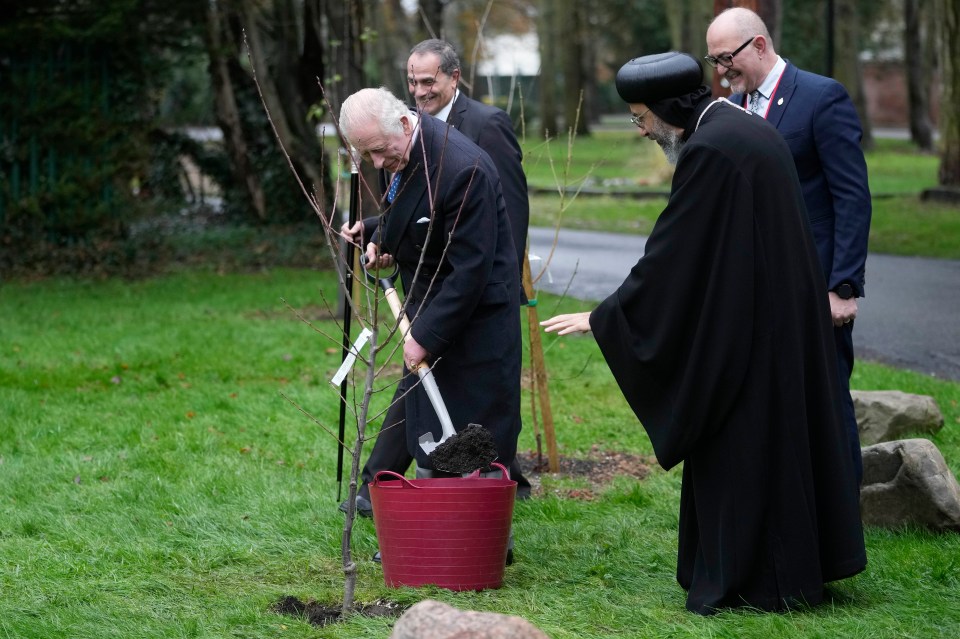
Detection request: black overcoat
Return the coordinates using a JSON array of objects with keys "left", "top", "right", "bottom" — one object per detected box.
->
[
  {"left": 447, "top": 93, "right": 530, "bottom": 274},
  {"left": 589, "top": 99, "right": 867, "bottom": 613},
  {"left": 378, "top": 114, "right": 521, "bottom": 469}
]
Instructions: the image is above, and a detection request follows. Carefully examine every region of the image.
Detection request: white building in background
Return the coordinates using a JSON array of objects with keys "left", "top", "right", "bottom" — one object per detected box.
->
[
  {"left": 473, "top": 32, "right": 540, "bottom": 111},
  {"left": 476, "top": 32, "right": 541, "bottom": 77}
]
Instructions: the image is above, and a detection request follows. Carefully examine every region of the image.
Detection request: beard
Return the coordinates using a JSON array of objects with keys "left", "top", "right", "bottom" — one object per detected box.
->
[{"left": 647, "top": 118, "right": 684, "bottom": 165}]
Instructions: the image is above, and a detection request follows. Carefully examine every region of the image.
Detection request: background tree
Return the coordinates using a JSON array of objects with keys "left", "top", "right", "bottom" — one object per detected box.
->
[
  {"left": 832, "top": 0, "right": 873, "bottom": 150},
  {"left": 934, "top": 0, "right": 959, "bottom": 186},
  {"left": 537, "top": 0, "right": 559, "bottom": 137},
  {"left": 904, "top": 0, "right": 935, "bottom": 151},
  {"left": 0, "top": 0, "right": 203, "bottom": 265},
  {"left": 204, "top": 0, "right": 335, "bottom": 223},
  {"left": 368, "top": 0, "right": 413, "bottom": 96},
  {"left": 667, "top": 0, "right": 713, "bottom": 57},
  {"left": 559, "top": 0, "right": 590, "bottom": 135}
]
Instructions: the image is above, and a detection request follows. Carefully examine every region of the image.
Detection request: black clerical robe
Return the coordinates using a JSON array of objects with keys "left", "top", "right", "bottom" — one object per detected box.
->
[{"left": 590, "top": 99, "right": 867, "bottom": 614}]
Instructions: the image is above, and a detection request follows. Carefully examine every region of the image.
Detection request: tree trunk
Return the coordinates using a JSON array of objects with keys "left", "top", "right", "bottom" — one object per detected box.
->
[
  {"left": 559, "top": 0, "right": 588, "bottom": 135},
  {"left": 904, "top": 0, "right": 935, "bottom": 151},
  {"left": 417, "top": 0, "right": 445, "bottom": 40},
  {"left": 370, "top": 0, "right": 411, "bottom": 98},
  {"left": 205, "top": 0, "right": 267, "bottom": 221},
  {"left": 668, "top": 0, "right": 713, "bottom": 56},
  {"left": 935, "top": 0, "right": 960, "bottom": 184},
  {"left": 538, "top": 0, "right": 558, "bottom": 137},
  {"left": 832, "top": 0, "right": 873, "bottom": 150},
  {"left": 242, "top": 1, "right": 328, "bottom": 213}
]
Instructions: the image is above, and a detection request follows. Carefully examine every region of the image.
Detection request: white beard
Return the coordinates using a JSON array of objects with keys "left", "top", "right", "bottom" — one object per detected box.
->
[{"left": 649, "top": 120, "right": 684, "bottom": 165}]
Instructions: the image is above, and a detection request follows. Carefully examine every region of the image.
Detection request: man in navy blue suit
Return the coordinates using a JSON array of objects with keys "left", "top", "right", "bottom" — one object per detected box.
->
[{"left": 707, "top": 7, "right": 872, "bottom": 484}]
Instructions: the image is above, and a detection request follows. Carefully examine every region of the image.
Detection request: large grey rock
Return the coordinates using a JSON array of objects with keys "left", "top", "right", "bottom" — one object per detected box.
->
[
  {"left": 860, "top": 438, "right": 960, "bottom": 532},
  {"left": 852, "top": 390, "right": 943, "bottom": 445},
  {"left": 389, "top": 600, "right": 550, "bottom": 639}
]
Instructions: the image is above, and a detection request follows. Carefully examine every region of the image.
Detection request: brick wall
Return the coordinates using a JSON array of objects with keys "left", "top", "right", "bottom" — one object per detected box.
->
[{"left": 862, "top": 60, "right": 940, "bottom": 128}]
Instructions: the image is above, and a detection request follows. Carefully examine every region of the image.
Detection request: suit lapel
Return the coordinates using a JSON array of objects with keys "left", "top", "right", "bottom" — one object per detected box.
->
[
  {"left": 382, "top": 118, "right": 435, "bottom": 250},
  {"left": 447, "top": 94, "right": 468, "bottom": 131},
  {"left": 766, "top": 63, "right": 798, "bottom": 129}
]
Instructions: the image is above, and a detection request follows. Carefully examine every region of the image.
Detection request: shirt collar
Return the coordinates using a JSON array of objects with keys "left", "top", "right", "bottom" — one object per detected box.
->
[
  {"left": 435, "top": 89, "right": 460, "bottom": 122},
  {"left": 756, "top": 56, "right": 786, "bottom": 99}
]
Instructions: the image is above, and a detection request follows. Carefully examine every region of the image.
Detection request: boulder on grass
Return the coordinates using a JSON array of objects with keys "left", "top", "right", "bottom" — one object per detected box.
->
[
  {"left": 852, "top": 390, "right": 943, "bottom": 445},
  {"left": 389, "top": 600, "right": 551, "bottom": 639},
  {"left": 860, "top": 438, "right": 960, "bottom": 532}
]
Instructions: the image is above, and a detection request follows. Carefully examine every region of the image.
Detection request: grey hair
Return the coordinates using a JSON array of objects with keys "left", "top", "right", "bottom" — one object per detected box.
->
[
  {"left": 409, "top": 39, "right": 461, "bottom": 76},
  {"left": 339, "top": 87, "right": 417, "bottom": 142},
  {"left": 716, "top": 7, "right": 774, "bottom": 49}
]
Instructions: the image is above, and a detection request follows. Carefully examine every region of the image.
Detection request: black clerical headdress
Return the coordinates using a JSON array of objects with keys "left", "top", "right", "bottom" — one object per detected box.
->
[{"left": 615, "top": 52, "right": 708, "bottom": 128}]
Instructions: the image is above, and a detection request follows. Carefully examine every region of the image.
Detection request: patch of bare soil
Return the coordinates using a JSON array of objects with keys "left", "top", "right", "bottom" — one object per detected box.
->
[
  {"left": 515, "top": 445, "right": 654, "bottom": 501},
  {"left": 272, "top": 595, "right": 405, "bottom": 627}
]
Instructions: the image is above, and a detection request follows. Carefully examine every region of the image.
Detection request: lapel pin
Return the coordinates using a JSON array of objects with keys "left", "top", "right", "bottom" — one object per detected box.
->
[{"left": 777, "top": 97, "right": 784, "bottom": 106}]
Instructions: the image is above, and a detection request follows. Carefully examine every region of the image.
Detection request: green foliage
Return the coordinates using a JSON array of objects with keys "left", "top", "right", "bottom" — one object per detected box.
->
[
  {"left": 1, "top": 269, "right": 959, "bottom": 637},
  {"left": 0, "top": 1, "right": 206, "bottom": 259}
]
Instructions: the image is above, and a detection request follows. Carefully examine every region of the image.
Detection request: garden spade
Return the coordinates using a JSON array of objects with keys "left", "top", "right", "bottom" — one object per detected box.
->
[{"left": 367, "top": 267, "right": 497, "bottom": 472}]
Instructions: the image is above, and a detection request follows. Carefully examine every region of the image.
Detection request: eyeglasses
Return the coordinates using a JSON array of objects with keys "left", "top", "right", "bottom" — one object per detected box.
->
[
  {"left": 704, "top": 36, "right": 756, "bottom": 69},
  {"left": 629, "top": 108, "right": 652, "bottom": 129}
]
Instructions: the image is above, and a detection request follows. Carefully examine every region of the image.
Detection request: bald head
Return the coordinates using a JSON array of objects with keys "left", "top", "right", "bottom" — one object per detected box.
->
[
  {"left": 709, "top": 8, "right": 774, "bottom": 48},
  {"left": 706, "top": 7, "right": 777, "bottom": 95}
]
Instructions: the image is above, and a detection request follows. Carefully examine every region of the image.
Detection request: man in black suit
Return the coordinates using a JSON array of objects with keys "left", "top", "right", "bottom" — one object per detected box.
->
[
  {"left": 406, "top": 39, "right": 529, "bottom": 271},
  {"left": 341, "top": 41, "right": 531, "bottom": 520},
  {"left": 338, "top": 89, "right": 522, "bottom": 559}
]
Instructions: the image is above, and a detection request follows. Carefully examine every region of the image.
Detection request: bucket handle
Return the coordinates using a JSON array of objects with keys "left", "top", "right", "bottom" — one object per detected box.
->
[
  {"left": 373, "top": 462, "right": 511, "bottom": 487},
  {"left": 372, "top": 470, "right": 422, "bottom": 489},
  {"left": 464, "top": 461, "right": 511, "bottom": 480}
]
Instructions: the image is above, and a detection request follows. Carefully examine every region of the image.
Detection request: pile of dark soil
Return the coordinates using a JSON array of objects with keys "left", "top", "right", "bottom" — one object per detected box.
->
[
  {"left": 427, "top": 423, "right": 498, "bottom": 473},
  {"left": 272, "top": 595, "right": 404, "bottom": 627},
  {"left": 515, "top": 445, "right": 654, "bottom": 500}
]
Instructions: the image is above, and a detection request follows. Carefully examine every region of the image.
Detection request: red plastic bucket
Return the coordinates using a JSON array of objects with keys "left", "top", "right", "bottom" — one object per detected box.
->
[{"left": 369, "top": 462, "right": 516, "bottom": 591}]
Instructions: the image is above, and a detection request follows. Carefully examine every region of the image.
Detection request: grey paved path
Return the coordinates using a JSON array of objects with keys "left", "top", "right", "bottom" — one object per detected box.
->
[{"left": 528, "top": 226, "right": 960, "bottom": 381}]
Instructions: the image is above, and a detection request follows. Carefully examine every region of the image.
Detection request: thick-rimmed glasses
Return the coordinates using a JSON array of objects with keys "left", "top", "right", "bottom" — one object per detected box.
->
[
  {"left": 629, "top": 108, "right": 652, "bottom": 129},
  {"left": 704, "top": 36, "right": 756, "bottom": 69}
]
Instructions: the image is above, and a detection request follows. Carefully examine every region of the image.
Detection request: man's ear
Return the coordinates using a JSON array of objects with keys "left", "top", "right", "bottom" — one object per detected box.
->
[
  {"left": 400, "top": 115, "right": 412, "bottom": 135},
  {"left": 753, "top": 35, "right": 768, "bottom": 56},
  {"left": 451, "top": 68, "right": 461, "bottom": 86}
]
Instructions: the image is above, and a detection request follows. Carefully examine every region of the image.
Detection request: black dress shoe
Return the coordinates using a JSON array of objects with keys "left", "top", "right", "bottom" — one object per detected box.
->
[
  {"left": 338, "top": 495, "right": 373, "bottom": 518},
  {"left": 372, "top": 551, "right": 382, "bottom": 563}
]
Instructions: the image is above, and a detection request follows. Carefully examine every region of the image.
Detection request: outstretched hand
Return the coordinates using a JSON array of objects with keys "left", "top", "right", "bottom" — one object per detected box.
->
[{"left": 541, "top": 312, "right": 593, "bottom": 335}]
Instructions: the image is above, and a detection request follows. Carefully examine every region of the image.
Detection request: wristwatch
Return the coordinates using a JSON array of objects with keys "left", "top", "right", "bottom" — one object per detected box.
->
[{"left": 834, "top": 283, "right": 855, "bottom": 300}]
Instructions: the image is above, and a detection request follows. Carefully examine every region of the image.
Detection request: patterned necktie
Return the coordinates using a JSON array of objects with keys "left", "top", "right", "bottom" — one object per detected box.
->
[
  {"left": 386, "top": 174, "right": 400, "bottom": 203},
  {"left": 748, "top": 90, "right": 763, "bottom": 115}
]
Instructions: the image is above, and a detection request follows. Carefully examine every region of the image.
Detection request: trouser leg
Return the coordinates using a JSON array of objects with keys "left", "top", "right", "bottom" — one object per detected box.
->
[{"left": 834, "top": 321, "right": 862, "bottom": 486}]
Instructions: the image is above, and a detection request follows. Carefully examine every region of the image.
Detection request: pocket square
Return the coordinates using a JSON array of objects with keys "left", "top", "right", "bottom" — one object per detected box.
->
[{"left": 416, "top": 217, "right": 430, "bottom": 224}]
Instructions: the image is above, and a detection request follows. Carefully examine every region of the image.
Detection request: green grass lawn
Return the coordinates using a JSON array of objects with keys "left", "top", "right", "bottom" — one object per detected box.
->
[
  {"left": 523, "top": 132, "right": 960, "bottom": 260},
  {"left": 2, "top": 269, "right": 959, "bottom": 638}
]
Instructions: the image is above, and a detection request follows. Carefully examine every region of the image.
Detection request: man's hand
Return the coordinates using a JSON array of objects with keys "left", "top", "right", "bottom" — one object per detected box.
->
[
  {"left": 403, "top": 336, "right": 430, "bottom": 371},
  {"left": 340, "top": 220, "right": 364, "bottom": 246},
  {"left": 541, "top": 312, "right": 593, "bottom": 335},
  {"left": 828, "top": 291, "right": 858, "bottom": 327},
  {"left": 363, "top": 242, "right": 394, "bottom": 270}
]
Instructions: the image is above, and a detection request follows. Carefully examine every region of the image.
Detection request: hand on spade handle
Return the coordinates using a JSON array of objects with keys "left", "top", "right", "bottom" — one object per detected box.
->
[{"left": 380, "top": 281, "right": 458, "bottom": 452}]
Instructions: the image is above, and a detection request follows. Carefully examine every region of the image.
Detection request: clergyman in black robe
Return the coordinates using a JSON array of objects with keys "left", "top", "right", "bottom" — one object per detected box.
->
[{"left": 542, "top": 52, "right": 866, "bottom": 615}]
